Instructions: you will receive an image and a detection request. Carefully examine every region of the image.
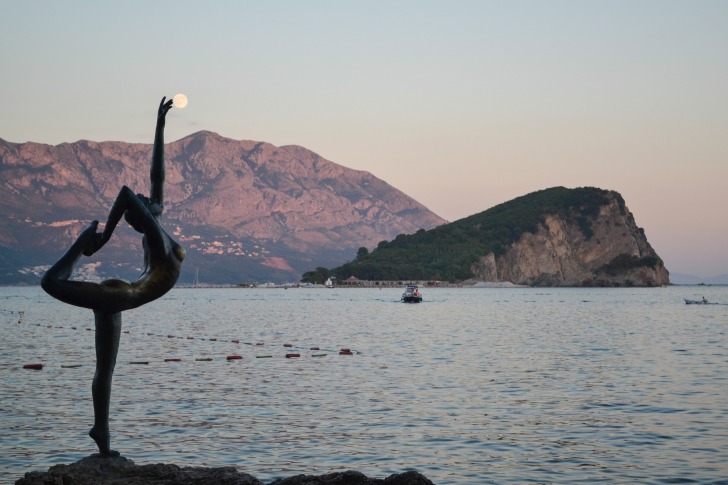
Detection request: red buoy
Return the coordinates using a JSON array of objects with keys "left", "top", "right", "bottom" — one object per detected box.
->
[
  {"left": 164, "top": 358, "right": 181, "bottom": 362},
  {"left": 285, "top": 353, "right": 301, "bottom": 358},
  {"left": 227, "top": 355, "right": 242, "bottom": 360},
  {"left": 339, "top": 350, "right": 353, "bottom": 355},
  {"left": 23, "top": 363, "right": 43, "bottom": 370}
]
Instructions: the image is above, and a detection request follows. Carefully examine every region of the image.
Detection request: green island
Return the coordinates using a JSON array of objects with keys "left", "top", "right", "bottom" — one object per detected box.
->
[{"left": 301, "top": 186, "right": 660, "bottom": 284}]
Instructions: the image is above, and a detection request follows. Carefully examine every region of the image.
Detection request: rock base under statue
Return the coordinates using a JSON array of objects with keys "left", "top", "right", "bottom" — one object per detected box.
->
[{"left": 15, "top": 456, "right": 435, "bottom": 485}]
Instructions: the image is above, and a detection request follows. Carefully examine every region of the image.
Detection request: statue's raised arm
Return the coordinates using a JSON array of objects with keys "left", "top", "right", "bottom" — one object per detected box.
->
[{"left": 150, "top": 96, "right": 174, "bottom": 211}]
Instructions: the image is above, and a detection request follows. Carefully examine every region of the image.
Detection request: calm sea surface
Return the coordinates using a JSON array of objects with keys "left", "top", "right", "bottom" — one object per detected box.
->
[{"left": 1, "top": 285, "right": 727, "bottom": 484}]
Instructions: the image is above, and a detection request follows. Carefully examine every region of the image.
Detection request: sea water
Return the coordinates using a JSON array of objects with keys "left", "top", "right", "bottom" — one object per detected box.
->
[{"left": 1, "top": 285, "right": 727, "bottom": 484}]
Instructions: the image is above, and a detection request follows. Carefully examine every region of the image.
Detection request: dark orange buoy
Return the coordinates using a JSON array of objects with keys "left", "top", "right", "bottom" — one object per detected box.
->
[
  {"left": 285, "top": 353, "right": 300, "bottom": 358},
  {"left": 23, "top": 363, "right": 43, "bottom": 370},
  {"left": 227, "top": 355, "right": 242, "bottom": 360},
  {"left": 339, "top": 350, "right": 353, "bottom": 355}
]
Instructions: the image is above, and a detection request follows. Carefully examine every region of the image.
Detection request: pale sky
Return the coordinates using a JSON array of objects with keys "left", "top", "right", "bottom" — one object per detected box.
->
[{"left": 2, "top": 1, "right": 727, "bottom": 278}]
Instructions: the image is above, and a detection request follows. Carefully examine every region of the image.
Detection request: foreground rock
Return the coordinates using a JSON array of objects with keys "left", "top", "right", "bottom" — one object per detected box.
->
[{"left": 15, "top": 456, "right": 435, "bottom": 485}]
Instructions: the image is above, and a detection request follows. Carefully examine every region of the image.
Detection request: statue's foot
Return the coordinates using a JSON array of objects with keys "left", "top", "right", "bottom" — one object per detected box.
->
[
  {"left": 81, "top": 221, "right": 101, "bottom": 256},
  {"left": 90, "top": 450, "right": 120, "bottom": 458},
  {"left": 89, "top": 425, "right": 116, "bottom": 457}
]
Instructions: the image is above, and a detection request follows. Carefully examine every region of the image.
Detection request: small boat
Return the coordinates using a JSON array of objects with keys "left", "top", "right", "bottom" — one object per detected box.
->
[
  {"left": 684, "top": 298, "right": 715, "bottom": 305},
  {"left": 401, "top": 285, "right": 423, "bottom": 303}
]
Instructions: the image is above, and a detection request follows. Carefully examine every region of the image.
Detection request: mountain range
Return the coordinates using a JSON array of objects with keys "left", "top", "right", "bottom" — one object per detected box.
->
[{"left": 0, "top": 131, "right": 445, "bottom": 285}]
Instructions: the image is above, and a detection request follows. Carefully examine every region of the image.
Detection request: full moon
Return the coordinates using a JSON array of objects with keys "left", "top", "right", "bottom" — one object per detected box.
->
[{"left": 173, "top": 93, "right": 188, "bottom": 109}]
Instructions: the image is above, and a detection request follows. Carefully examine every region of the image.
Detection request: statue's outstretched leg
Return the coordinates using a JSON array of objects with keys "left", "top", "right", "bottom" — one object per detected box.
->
[{"left": 89, "top": 310, "right": 121, "bottom": 457}]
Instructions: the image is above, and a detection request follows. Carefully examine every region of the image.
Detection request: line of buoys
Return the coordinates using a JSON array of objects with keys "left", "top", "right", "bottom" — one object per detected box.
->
[{"left": 14, "top": 316, "right": 362, "bottom": 365}]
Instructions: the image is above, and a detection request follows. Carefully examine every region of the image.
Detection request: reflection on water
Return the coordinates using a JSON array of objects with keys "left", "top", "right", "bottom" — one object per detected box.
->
[{"left": 1, "top": 286, "right": 727, "bottom": 484}]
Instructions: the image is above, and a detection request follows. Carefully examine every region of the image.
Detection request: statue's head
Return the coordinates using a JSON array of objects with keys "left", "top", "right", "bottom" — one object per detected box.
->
[{"left": 125, "top": 193, "right": 163, "bottom": 233}]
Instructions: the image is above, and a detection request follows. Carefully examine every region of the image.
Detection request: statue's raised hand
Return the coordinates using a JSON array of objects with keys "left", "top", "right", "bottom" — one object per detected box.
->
[{"left": 157, "top": 97, "right": 174, "bottom": 125}]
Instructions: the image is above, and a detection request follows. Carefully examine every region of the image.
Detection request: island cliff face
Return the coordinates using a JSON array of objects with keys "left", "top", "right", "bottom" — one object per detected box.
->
[{"left": 471, "top": 192, "right": 670, "bottom": 287}]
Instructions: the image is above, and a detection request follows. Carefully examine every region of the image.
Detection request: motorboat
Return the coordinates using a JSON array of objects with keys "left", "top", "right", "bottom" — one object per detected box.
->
[{"left": 401, "top": 285, "right": 423, "bottom": 303}]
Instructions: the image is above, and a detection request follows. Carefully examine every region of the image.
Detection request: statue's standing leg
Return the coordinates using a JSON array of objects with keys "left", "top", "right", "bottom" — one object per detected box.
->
[{"left": 89, "top": 310, "right": 122, "bottom": 457}]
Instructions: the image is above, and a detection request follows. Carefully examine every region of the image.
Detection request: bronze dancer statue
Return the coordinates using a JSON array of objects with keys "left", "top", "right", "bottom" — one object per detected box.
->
[{"left": 41, "top": 97, "right": 185, "bottom": 457}]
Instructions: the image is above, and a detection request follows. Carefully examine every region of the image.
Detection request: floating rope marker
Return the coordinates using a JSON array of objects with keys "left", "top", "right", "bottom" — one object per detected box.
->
[
  {"left": 256, "top": 355, "right": 273, "bottom": 359},
  {"left": 310, "top": 347, "right": 320, "bottom": 350},
  {"left": 283, "top": 343, "right": 293, "bottom": 347},
  {"left": 196, "top": 358, "right": 213, "bottom": 362},
  {"left": 129, "top": 361, "right": 149, "bottom": 365},
  {"left": 227, "top": 355, "right": 242, "bottom": 360},
  {"left": 312, "top": 354, "right": 327, "bottom": 357},
  {"left": 231, "top": 339, "right": 239, "bottom": 343},
  {"left": 285, "top": 353, "right": 301, "bottom": 358},
  {"left": 61, "top": 364, "right": 82, "bottom": 368},
  {"left": 209, "top": 338, "right": 217, "bottom": 342},
  {"left": 164, "top": 358, "right": 182, "bottom": 362},
  {"left": 256, "top": 342, "right": 264, "bottom": 346},
  {"left": 23, "top": 364, "right": 43, "bottom": 370}
]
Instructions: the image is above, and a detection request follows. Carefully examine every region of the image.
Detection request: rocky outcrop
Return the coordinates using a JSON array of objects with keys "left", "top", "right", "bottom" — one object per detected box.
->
[
  {"left": 0, "top": 132, "right": 445, "bottom": 284},
  {"left": 471, "top": 191, "right": 669, "bottom": 287},
  {"left": 15, "top": 456, "right": 434, "bottom": 485}
]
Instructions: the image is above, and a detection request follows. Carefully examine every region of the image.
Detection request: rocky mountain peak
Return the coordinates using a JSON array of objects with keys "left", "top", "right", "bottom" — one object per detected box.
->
[{"left": 0, "top": 133, "right": 446, "bottom": 284}]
